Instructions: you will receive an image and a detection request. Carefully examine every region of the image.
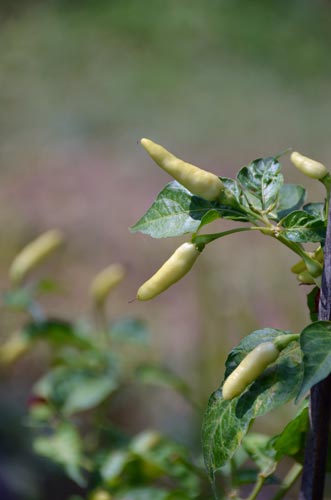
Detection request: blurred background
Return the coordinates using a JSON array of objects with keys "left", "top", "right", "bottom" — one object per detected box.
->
[{"left": 1, "top": 1, "right": 331, "bottom": 498}]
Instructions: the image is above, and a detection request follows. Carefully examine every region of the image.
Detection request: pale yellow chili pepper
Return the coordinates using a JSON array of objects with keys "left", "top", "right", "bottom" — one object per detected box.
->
[
  {"left": 291, "top": 151, "right": 328, "bottom": 180},
  {"left": 222, "top": 342, "right": 280, "bottom": 400},
  {"left": 10, "top": 229, "right": 64, "bottom": 285},
  {"left": 137, "top": 242, "right": 201, "bottom": 301},
  {"left": 141, "top": 138, "right": 223, "bottom": 201}
]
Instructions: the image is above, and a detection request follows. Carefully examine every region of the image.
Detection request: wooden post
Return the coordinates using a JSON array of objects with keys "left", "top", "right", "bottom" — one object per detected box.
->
[{"left": 300, "top": 201, "right": 331, "bottom": 499}]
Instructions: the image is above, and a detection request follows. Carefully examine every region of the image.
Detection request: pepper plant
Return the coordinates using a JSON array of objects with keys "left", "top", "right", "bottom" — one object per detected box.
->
[
  {"left": 131, "top": 139, "right": 331, "bottom": 499},
  {"left": 1, "top": 233, "right": 212, "bottom": 500}
]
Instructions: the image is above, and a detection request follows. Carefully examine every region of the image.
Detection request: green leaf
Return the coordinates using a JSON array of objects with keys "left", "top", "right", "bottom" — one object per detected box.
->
[
  {"left": 271, "top": 402, "right": 309, "bottom": 462},
  {"left": 24, "top": 319, "right": 92, "bottom": 349},
  {"left": 130, "top": 432, "right": 200, "bottom": 496},
  {"left": 110, "top": 317, "right": 150, "bottom": 344},
  {"left": 215, "top": 177, "right": 251, "bottom": 222},
  {"left": 64, "top": 376, "right": 118, "bottom": 415},
  {"left": 306, "top": 287, "right": 320, "bottom": 322},
  {"left": 3, "top": 288, "right": 33, "bottom": 310},
  {"left": 130, "top": 180, "right": 253, "bottom": 239},
  {"left": 296, "top": 321, "right": 331, "bottom": 401},
  {"left": 303, "top": 202, "right": 326, "bottom": 219},
  {"left": 276, "top": 184, "right": 306, "bottom": 220},
  {"left": 34, "top": 356, "right": 118, "bottom": 415},
  {"left": 202, "top": 329, "right": 302, "bottom": 479},
  {"left": 100, "top": 450, "right": 132, "bottom": 485},
  {"left": 237, "top": 157, "right": 283, "bottom": 212},
  {"left": 242, "top": 433, "right": 276, "bottom": 477},
  {"left": 135, "top": 365, "right": 193, "bottom": 403},
  {"left": 130, "top": 181, "right": 216, "bottom": 238},
  {"left": 279, "top": 210, "right": 326, "bottom": 243},
  {"left": 33, "top": 422, "right": 85, "bottom": 486}
]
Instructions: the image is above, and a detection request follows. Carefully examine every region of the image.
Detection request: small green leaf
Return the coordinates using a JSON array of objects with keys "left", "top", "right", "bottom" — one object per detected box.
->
[
  {"left": 34, "top": 358, "right": 118, "bottom": 415},
  {"left": 306, "top": 287, "right": 320, "bottom": 322},
  {"left": 110, "top": 317, "right": 150, "bottom": 344},
  {"left": 271, "top": 402, "right": 308, "bottom": 461},
  {"left": 130, "top": 181, "right": 216, "bottom": 238},
  {"left": 202, "top": 329, "right": 302, "bottom": 479},
  {"left": 279, "top": 210, "right": 326, "bottom": 243},
  {"left": 237, "top": 157, "right": 283, "bottom": 212},
  {"left": 100, "top": 450, "right": 132, "bottom": 485},
  {"left": 303, "top": 202, "right": 325, "bottom": 219},
  {"left": 135, "top": 365, "right": 193, "bottom": 402},
  {"left": 33, "top": 422, "right": 85, "bottom": 486},
  {"left": 63, "top": 376, "right": 118, "bottom": 415},
  {"left": 24, "top": 319, "right": 92, "bottom": 349},
  {"left": 297, "top": 321, "right": 331, "bottom": 401},
  {"left": 216, "top": 177, "right": 251, "bottom": 222},
  {"left": 129, "top": 432, "right": 200, "bottom": 496},
  {"left": 3, "top": 288, "right": 33, "bottom": 310},
  {"left": 276, "top": 184, "right": 306, "bottom": 220},
  {"left": 242, "top": 433, "right": 276, "bottom": 477}
]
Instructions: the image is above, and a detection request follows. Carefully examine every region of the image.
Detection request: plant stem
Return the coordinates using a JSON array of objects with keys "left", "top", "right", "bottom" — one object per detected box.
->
[
  {"left": 273, "top": 333, "right": 300, "bottom": 351},
  {"left": 192, "top": 227, "right": 254, "bottom": 246},
  {"left": 300, "top": 196, "right": 331, "bottom": 499},
  {"left": 246, "top": 474, "right": 265, "bottom": 500},
  {"left": 94, "top": 305, "right": 109, "bottom": 346},
  {"left": 271, "top": 463, "right": 302, "bottom": 500},
  {"left": 273, "top": 234, "right": 306, "bottom": 259}
]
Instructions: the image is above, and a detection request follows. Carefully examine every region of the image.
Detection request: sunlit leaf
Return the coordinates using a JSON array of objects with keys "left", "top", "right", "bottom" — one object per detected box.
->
[
  {"left": 279, "top": 210, "right": 326, "bottom": 243},
  {"left": 276, "top": 184, "right": 306, "bottom": 220},
  {"left": 237, "top": 157, "right": 283, "bottom": 212},
  {"left": 130, "top": 181, "right": 216, "bottom": 238}
]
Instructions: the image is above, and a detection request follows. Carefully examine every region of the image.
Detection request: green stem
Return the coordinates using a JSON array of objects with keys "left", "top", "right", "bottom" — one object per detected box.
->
[
  {"left": 192, "top": 225, "right": 274, "bottom": 247},
  {"left": 272, "top": 463, "right": 302, "bottom": 500},
  {"left": 274, "top": 333, "right": 300, "bottom": 351},
  {"left": 273, "top": 233, "right": 305, "bottom": 259},
  {"left": 245, "top": 474, "right": 266, "bottom": 500},
  {"left": 192, "top": 227, "right": 253, "bottom": 246},
  {"left": 273, "top": 234, "right": 322, "bottom": 285},
  {"left": 94, "top": 305, "right": 109, "bottom": 346}
]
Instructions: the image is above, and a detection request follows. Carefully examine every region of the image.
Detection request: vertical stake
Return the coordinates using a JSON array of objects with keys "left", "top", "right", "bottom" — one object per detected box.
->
[{"left": 300, "top": 201, "right": 331, "bottom": 499}]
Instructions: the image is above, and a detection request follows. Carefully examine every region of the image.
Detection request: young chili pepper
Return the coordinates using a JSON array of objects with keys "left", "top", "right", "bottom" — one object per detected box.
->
[
  {"left": 90, "top": 264, "right": 126, "bottom": 307},
  {"left": 9, "top": 229, "right": 64, "bottom": 285},
  {"left": 137, "top": 242, "right": 201, "bottom": 301},
  {"left": 140, "top": 138, "right": 223, "bottom": 201},
  {"left": 222, "top": 342, "right": 280, "bottom": 400},
  {"left": 291, "top": 151, "right": 328, "bottom": 180}
]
